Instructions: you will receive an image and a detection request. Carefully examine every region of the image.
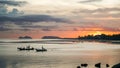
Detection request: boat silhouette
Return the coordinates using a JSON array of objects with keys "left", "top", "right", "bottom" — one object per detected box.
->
[
  {"left": 17, "top": 45, "right": 34, "bottom": 51},
  {"left": 35, "top": 46, "right": 47, "bottom": 52}
]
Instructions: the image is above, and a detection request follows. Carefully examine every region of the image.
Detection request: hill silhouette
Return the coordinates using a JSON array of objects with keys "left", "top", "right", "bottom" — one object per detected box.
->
[{"left": 19, "top": 36, "right": 32, "bottom": 39}]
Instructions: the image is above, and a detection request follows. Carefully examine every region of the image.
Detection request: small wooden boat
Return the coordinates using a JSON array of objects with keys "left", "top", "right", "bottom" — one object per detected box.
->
[
  {"left": 36, "top": 46, "right": 47, "bottom": 52},
  {"left": 17, "top": 46, "right": 34, "bottom": 51}
]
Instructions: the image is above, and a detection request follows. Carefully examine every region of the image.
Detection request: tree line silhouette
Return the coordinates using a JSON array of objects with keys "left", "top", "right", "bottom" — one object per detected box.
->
[{"left": 78, "top": 34, "right": 120, "bottom": 40}]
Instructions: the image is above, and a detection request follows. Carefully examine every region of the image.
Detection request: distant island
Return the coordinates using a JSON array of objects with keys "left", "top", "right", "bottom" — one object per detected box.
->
[
  {"left": 42, "top": 36, "right": 61, "bottom": 39},
  {"left": 19, "top": 36, "right": 32, "bottom": 39}
]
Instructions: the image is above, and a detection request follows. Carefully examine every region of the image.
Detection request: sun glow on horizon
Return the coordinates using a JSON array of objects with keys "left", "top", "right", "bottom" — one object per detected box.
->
[{"left": 93, "top": 31, "right": 102, "bottom": 36}]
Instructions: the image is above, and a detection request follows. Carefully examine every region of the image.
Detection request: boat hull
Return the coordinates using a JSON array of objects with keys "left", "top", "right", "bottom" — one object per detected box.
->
[
  {"left": 17, "top": 47, "right": 34, "bottom": 51},
  {"left": 36, "top": 49, "right": 47, "bottom": 52}
]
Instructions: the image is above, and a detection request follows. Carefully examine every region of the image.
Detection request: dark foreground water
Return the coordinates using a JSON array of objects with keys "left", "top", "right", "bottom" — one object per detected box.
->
[{"left": 0, "top": 39, "right": 120, "bottom": 68}]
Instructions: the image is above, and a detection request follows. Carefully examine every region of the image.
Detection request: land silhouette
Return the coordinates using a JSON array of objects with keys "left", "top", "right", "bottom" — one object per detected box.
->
[
  {"left": 19, "top": 36, "right": 32, "bottom": 39},
  {"left": 42, "top": 36, "right": 61, "bottom": 39},
  {"left": 78, "top": 34, "right": 120, "bottom": 40},
  {"left": 18, "top": 34, "right": 120, "bottom": 41}
]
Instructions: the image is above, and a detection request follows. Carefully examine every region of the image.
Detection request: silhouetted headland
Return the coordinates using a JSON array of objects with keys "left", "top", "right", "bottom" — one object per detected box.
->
[
  {"left": 42, "top": 36, "right": 61, "bottom": 39},
  {"left": 19, "top": 36, "right": 32, "bottom": 39}
]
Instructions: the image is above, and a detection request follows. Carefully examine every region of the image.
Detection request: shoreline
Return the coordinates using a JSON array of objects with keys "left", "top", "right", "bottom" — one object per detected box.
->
[{"left": 0, "top": 39, "right": 119, "bottom": 44}]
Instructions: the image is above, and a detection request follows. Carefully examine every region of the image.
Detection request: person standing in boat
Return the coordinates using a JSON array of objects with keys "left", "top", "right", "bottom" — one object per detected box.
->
[
  {"left": 42, "top": 46, "right": 44, "bottom": 50},
  {"left": 27, "top": 45, "right": 30, "bottom": 48}
]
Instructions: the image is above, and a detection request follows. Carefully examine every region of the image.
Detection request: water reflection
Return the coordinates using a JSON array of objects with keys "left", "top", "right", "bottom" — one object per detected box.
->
[
  {"left": 0, "top": 39, "right": 120, "bottom": 68},
  {"left": 0, "top": 57, "right": 23, "bottom": 68}
]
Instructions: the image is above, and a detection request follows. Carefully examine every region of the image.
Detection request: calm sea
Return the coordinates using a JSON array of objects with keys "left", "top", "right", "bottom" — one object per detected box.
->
[{"left": 0, "top": 39, "right": 120, "bottom": 68}]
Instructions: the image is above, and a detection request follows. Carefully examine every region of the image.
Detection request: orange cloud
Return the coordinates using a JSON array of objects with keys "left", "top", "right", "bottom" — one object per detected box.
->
[{"left": 85, "top": 16, "right": 120, "bottom": 20}]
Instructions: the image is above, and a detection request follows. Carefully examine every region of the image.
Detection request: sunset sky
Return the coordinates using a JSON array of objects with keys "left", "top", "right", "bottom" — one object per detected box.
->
[{"left": 0, "top": 0, "right": 120, "bottom": 39}]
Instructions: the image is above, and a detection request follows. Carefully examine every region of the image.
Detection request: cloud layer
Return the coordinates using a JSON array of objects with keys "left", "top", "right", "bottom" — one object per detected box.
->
[
  {"left": 0, "top": 1, "right": 27, "bottom": 6},
  {"left": 0, "top": 0, "right": 27, "bottom": 16},
  {"left": 0, "top": 15, "right": 68, "bottom": 23},
  {"left": 0, "top": 0, "right": 120, "bottom": 38},
  {"left": 80, "top": 0, "right": 102, "bottom": 3}
]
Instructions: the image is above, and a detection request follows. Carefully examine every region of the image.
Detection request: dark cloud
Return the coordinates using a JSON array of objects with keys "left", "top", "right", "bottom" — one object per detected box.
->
[
  {"left": 0, "top": 13, "right": 111, "bottom": 32},
  {"left": 80, "top": 0, "right": 102, "bottom": 3},
  {"left": 20, "top": 25, "right": 58, "bottom": 31},
  {"left": 0, "top": 15, "right": 69, "bottom": 31},
  {"left": 73, "top": 28, "right": 78, "bottom": 31},
  {"left": 8, "top": 8, "right": 24, "bottom": 16},
  {"left": 0, "top": 7, "right": 24, "bottom": 16},
  {"left": 41, "top": 28, "right": 52, "bottom": 31},
  {"left": 0, "top": 0, "right": 27, "bottom": 6},
  {"left": 20, "top": 25, "right": 58, "bottom": 30},
  {"left": 0, "top": 26, "right": 30, "bottom": 31},
  {"left": 71, "top": 27, "right": 120, "bottom": 31},
  {"left": 0, "top": 26, "right": 10, "bottom": 31},
  {"left": 0, "top": 15, "right": 69, "bottom": 25},
  {"left": 0, "top": 0, "right": 27, "bottom": 17},
  {"left": 92, "top": 8, "right": 120, "bottom": 13},
  {"left": 22, "top": 25, "right": 57, "bottom": 28},
  {"left": 103, "top": 27, "right": 120, "bottom": 32},
  {"left": 16, "top": 28, "right": 30, "bottom": 31},
  {"left": 73, "top": 8, "right": 120, "bottom": 13}
]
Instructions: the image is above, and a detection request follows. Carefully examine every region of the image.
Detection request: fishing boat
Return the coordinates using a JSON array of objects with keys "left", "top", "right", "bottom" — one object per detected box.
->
[
  {"left": 36, "top": 46, "right": 47, "bottom": 52},
  {"left": 17, "top": 46, "right": 34, "bottom": 51}
]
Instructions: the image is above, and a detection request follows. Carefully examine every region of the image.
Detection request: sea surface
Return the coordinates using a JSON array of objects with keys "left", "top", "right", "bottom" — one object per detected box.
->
[{"left": 0, "top": 39, "right": 120, "bottom": 68}]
